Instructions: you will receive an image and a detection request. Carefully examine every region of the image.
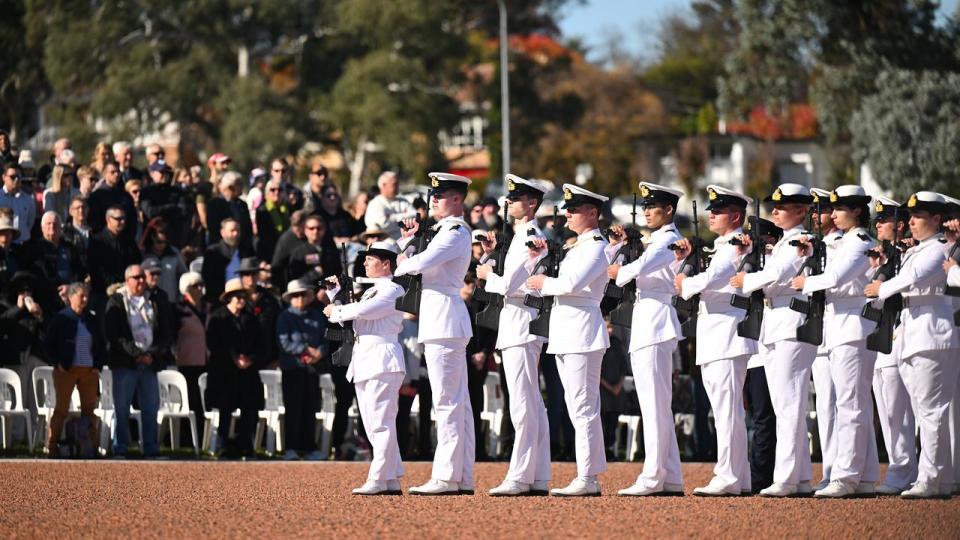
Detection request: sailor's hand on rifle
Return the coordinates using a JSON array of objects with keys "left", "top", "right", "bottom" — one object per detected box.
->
[
  {"left": 673, "top": 273, "right": 686, "bottom": 292},
  {"left": 671, "top": 238, "right": 691, "bottom": 260},
  {"left": 527, "top": 237, "right": 547, "bottom": 260},
  {"left": 729, "top": 271, "right": 746, "bottom": 289},
  {"left": 866, "top": 246, "right": 886, "bottom": 268},
  {"left": 733, "top": 234, "right": 752, "bottom": 256},
  {"left": 607, "top": 263, "right": 621, "bottom": 280},
  {"left": 323, "top": 304, "right": 334, "bottom": 318},
  {"left": 400, "top": 218, "right": 419, "bottom": 238},
  {"left": 607, "top": 224, "right": 626, "bottom": 246},
  {"left": 944, "top": 258, "right": 957, "bottom": 273},
  {"left": 790, "top": 276, "right": 806, "bottom": 290},
  {"left": 944, "top": 218, "right": 959, "bottom": 242},
  {"left": 476, "top": 263, "right": 493, "bottom": 280},
  {"left": 480, "top": 231, "right": 497, "bottom": 255},
  {"left": 526, "top": 274, "right": 546, "bottom": 291},
  {"left": 863, "top": 280, "right": 882, "bottom": 298},
  {"left": 793, "top": 237, "right": 813, "bottom": 257}
]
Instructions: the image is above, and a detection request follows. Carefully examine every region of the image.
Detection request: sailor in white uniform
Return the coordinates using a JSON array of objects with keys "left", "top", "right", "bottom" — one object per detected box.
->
[
  {"left": 940, "top": 196, "right": 960, "bottom": 496},
  {"left": 792, "top": 185, "right": 879, "bottom": 498},
  {"left": 867, "top": 197, "right": 918, "bottom": 495},
  {"left": 396, "top": 172, "right": 476, "bottom": 496},
  {"left": 731, "top": 183, "right": 816, "bottom": 497},
  {"left": 866, "top": 191, "right": 960, "bottom": 499},
  {"left": 475, "top": 175, "right": 551, "bottom": 497},
  {"left": 675, "top": 185, "right": 757, "bottom": 497},
  {"left": 324, "top": 241, "right": 406, "bottom": 496},
  {"left": 609, "top": 181, "right": 685, "bottom": 497},
  {"left": 526, "top": 184, "right": 610, "bottom": 497}
]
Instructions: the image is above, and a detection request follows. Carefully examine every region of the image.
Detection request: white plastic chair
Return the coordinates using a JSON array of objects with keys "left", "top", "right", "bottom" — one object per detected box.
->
[
  {"left": 314, "top": 374, "right": 336, "bottom": 458},
  {"left": 256, "top": 370, "right": 284, "bottom": 455},
  {"left": 157, "top": 370, "right": 199, "bottom": 454},
  {"left": 0, "top": 368, "right": 33, "bottom": 452},
  {"left": 480, "top": 371, "right": 504, "bottom": 457},
  {"left": 198, "top": 372, "right": 221, "bottom": 454}
]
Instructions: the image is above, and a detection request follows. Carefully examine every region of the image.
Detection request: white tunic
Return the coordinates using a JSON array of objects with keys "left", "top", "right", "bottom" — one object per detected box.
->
[
  {"left": 481, "top": 219, "right": 547, "bottom": 350},
  {"left": 395, "top": 215, "right": 473, "bottom": 343},
  {"left": 741, "top": 226, "right": 807, "bottom": 346},
  {"left": 614, "top": 223, "right": 682, "bottom": 352},
  {"left": 538, "top": 228, "right": 610, "bottom": 354},
  {"left": 878, "top": 235, "right": 960, "bottom": 360},
  {"left": 802, "top": 226, "right": 875, "bottom": 349},
  {"left": 679, "top": 229, "right": 758, "bottom": 365},
  {"left": 327, "top": 279, "right": 406, "bottom": 383}
]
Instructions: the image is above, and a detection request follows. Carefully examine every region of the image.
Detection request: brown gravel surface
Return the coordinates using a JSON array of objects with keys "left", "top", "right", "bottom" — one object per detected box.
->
[{"left": 1, "top": 460, "right": 958, "bottom": 539}]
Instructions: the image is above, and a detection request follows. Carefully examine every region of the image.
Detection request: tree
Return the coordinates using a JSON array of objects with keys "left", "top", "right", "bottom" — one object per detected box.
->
[
  {"left": 850, "top": 69, "right": 960, "bottom": 197},
  {"left": 0, "top": 0, "right": 49, "bottom": 143}
]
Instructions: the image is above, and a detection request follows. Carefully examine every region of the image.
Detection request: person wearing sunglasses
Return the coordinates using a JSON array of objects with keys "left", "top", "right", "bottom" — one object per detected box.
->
[
  {"left": 88, "top": 205, "right": 142, "bottom": 311},
  {"left": 0, "top": 163, "right": 36, "bottom": 244}
]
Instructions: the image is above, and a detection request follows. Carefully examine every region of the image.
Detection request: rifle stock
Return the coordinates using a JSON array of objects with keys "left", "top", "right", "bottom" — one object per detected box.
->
[
  {"left": 393, "top": 216, "right": 435, "bottom": 315},
  {"left": 327, "top": 243, "right": 356, "bottom": 367},
  {"left": 605, "top": 194, "right": 643, "bottom": 328},
  {"left": 524, "top": 208, "right": 562, "bottom": 338},
  {"left": 475, "top": 202, "right": 512, "bottom": 330},
  {"left": 673, "top": 200, "right": 703, "bottom": 339},
  {"left": 730, "top": 202, "right": 765, "bottom": 341}
]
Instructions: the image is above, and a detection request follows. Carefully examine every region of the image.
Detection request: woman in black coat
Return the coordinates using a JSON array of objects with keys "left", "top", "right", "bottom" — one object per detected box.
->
[{"left": 205, "top": 278, "right": 264, "bottom": 458}]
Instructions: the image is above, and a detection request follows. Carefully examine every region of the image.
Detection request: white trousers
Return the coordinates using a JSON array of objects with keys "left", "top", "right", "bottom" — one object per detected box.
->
[
  {"left": 829, "top": 342, "right": 879, "bottom": 486},
  {"left": 424, "top": 339, "right": 475, "bottom": 485},
  {"left": 901, "top": 350, "right": 960, "bottom": 488},
  {"left": 556, "top": 351, "right": 608, "bottom": 478},
  {"left": 355, "top": 372, "right": 405, "bottom": 483},
  {"left": 872, "top": 365, "right": 917, "bottom": 489},
  {"left": 631, "top": 340, "right": 683, "bottom": 488},
  {"left": 811, "top": 354, "right": 837, "bottom": 483},
  {"left": 501, "top": 341, "right": 551, "bottom": 484},
  {"left": 950, "top": 368, "right": 960, "bottom": 489},
  {"left": 765, "top": 339, "right": 815, "bottom": 485},
  {"left": 701, "top": 355, "right": 751, "bottom": 492}
]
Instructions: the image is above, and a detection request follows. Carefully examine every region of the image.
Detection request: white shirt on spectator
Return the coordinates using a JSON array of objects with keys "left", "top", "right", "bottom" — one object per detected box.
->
[
  {"left": 364, "top": 194, "right": 415, "bottom": 239},
  {"left": 0, "top": 186, "right": 36, "bottom": 243},
  {"left": 123, "top": 288, "right": 155, "bottom": 351}
]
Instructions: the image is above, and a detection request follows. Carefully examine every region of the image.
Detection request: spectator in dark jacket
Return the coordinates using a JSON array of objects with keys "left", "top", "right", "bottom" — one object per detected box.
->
[
  {"left": 270, "top": 209, "right": 306, "bottom": 290},
  {"left": 205, "top": 172, "right": 254, "bottom": 254},
  {"left": 286, "top": 214, "right": 341, "bottom": 284},
  {"left": 88, "top": 205, "right": 141, "bottom": 310},
  {"left": 201, "top": 218, "right": 252, "bottom": 304},
  {"left": 206, "top": 278, "right": 264, "bottom": 458},
  {"left": 276, "top": 279, "right": 327, "bottom": 460},
  {"left": 43, "top": 282, "right": 105, "bottom": 453},
  {"left": 87, "top": 162, "right": 137, "bottom": 244},
  {"left": 238, "top": 257, "right": 281, "bottom": 366},
  {"left": 140, "top": 162, "right": 189, "bottom": 247},
  {"left": 254, "top": 178, "right": 289, "bottom": 264},
  {"left": 305, "top": 183, "right": 361, "bottom": 245},
  {"left": 62, "top": 196, "right": 91, "bottom": 269},
  {"left": 104, "top": 264, "right": 174, "bottom": 457},
  {"left": 22, "top": 211, "right": 86, "bottom": 315}
]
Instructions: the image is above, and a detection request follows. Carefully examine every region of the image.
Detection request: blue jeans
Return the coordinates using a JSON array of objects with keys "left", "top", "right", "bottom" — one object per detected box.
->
[{"left": 112, "top": 366, "right": 160, "bottom": 455}]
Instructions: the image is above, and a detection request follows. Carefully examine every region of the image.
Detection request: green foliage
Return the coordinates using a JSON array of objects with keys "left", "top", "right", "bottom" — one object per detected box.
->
[{"left": 850, "top": 69, "right": 960, "bottom": 197}]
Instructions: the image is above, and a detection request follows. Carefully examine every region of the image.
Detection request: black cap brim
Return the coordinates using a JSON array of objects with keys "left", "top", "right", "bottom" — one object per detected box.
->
[{"left": 359, "top": 248, "right": 398, "bottom": 263}]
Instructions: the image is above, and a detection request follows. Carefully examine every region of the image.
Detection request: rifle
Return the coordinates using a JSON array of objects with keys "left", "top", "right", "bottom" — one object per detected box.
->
[
  {"left": 524, "top": 207, "right": 564, "bottom": 338},
  {"left": 671, "top": 200, "right": 705, "bottom": 339},
  {"left": 788, "top": 201, "right": 827, "bottom": 346},
  {"left": 393, "top": 215, "right": 436, "bottom": 315},
  {"left": 325, "top": 243, "right": 355, "bottom": 367},
  {"left": 602, "top": 194, "right": 645, "bottom": 328},
  {"left": 861, "top": 227, "right": 905, "bottom": 354},
  {"left": 474, "top": 202, "right": 512, "bottom": 330},
  {"left": 729, "top": 200, "right": 765, "bottom": 340}
]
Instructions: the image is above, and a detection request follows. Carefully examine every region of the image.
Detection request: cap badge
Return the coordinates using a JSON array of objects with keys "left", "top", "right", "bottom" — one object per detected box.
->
[
  {"left": 640, "top": 185, "right": 651, "bottom": 198},
  {"left": 563, "top": 189, "right": 572, "bottom": 200},
  {"left": 874, "top": 201, "right": 883, "bottom": 213},
  {"left": 829, "top": 191, "right": 838, "bottom": 203},
  {"left": 772, "top": 188, "right": 782, "bottom": 202},
  {"left": 431, "top": 177, "right": 439, "bottom": 188},
  {"left": 812, "top": 192, "right": 820, "bottom": 203},
  {"left": 708, "top": 188, "right": 718, "bottom": 201},
  {"left": 907, "top": 194, "right": 918, "bottom": 208},
  {"left": 507, "top": 179, "right": 516, "bottom": 192}
]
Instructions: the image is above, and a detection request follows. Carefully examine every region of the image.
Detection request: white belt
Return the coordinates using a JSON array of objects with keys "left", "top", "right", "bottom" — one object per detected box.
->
[
  {"left": 826, "top": 297, "right": 867, "bottom": 310},
  {"left": 635, "top": 291, "right": 674, "bottom": 303},
  {"left": 698, "top": 301, "right": 739, "bottom": 315},
  {"left": 902, "top": 296, "right": 951, "bottom": 308},
  {"left": 553, "top": 296, "right": 600, "bottom": 308},
  {"left": 422, "top": 286, "right": 461, "bottom": 296},
  {"left": 764, "top": 296, "right": 799, "bottom": 309},
  {"left": 355, "top": 335, "right": 399, "bottom": 346}
]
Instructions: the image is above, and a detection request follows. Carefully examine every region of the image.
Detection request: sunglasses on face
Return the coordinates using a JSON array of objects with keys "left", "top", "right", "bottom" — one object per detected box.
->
[
  {"left": 323, "top": 192, "right": 339, "bottom": 199},
  {"left": 109, "top": 215, "right": 126, "bottom": 222},
  {"left": 267, "top": 187, "right": 280, "bottom": 192},
  {"left": 128, "top": 274, "right": 146, "bottom": 280}
]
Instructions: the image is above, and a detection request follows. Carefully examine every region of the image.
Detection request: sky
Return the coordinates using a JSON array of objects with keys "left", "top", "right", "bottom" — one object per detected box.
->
[{"left": 558, "top": 0, "right": 960, "bottom": 64}]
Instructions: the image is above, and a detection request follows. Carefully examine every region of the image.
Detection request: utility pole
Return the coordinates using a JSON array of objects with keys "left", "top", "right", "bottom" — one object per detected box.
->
[{"left": 498, "top": 0, "right": 510, "bottom": 178}]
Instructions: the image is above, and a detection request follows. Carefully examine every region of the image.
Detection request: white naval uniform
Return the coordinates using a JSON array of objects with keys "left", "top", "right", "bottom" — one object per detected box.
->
[
  {"left": 810, "top": 229, "right": 841, "bottom": 483},
  {"left": 537, "top": 228, "right": 610, "bottom": 479},
  {"left": 869, "top": 254, "right": 918, "bottom": 490},
  {"left": 482, "top": 218, "right": 551, "bottom": 486},
  {"left": 679, "top": 228, "right": 757, "bottom": 493},
  {"left": 878, "top": 235, "right": 960, "bottom": 491},
  {"left": 949, "top": 260, "right": 960, "bottom": 492},
  {"left": 327, "top": 279, "right": 406, "bottom": 484},
  {"left": 802, "top": 226, "right": 879, "bottom": 488},
  {"left": 741, "top": 226, "right": 816, "bottom": 488},
  {"left": 395, "top": 215, "right": 475, "bottom": 485},
  {"left": 614, "top": 223, "right": 684, "bottom": 490}
]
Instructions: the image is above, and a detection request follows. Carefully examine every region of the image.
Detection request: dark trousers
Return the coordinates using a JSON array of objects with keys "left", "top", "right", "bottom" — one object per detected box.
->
[
  {"left": 178, "top": 366, "right": 206, "bottom": 444},
  {"left": 397, "top": 388, "right": 415, "bottom": 459},
  {"left": 282, "top": 369, "right": 319, "bottom": 453},
  {"left": 541, "top": 352, "right": 575, "bottom": 459},
  {"left": 330, "top": 365, "right": 357, "bottom": 453},
  {"left": 601, "top": 411, "right": 619, "bottom": 452},
  {"left": 416, "top": 376, "right": 433, "bottom": 458},
  {"left": 746, "top": 366, "right": 777, "bottom": 490},
  {"left": 467, "top": 362, "right": 488, "bottom": 460},
  {"left": 692, "top": 368, "right": 716, "bottom": 461},
  {"left": 219, "top": 406, "right": 258, "bottom": 455},
  {"left": 497, "top": 360, "right": 514, "bottom": 458}
]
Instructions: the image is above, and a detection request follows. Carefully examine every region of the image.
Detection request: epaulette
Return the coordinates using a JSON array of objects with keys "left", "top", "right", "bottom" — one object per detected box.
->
[
  {"left": 449, "top": 224, "right": 461, "bottom": 230},
  {"left": 594, "top": 235, "right": 603, "bottom": 242},
  {"left": 527, "top": 228, "right": 537, "bottom": 236},
  {"left": 857, "top": 233, "right": 870, "bottom": 241},
  {"left": 939, "top": 237, "right": 948, "bottom": 243}
]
